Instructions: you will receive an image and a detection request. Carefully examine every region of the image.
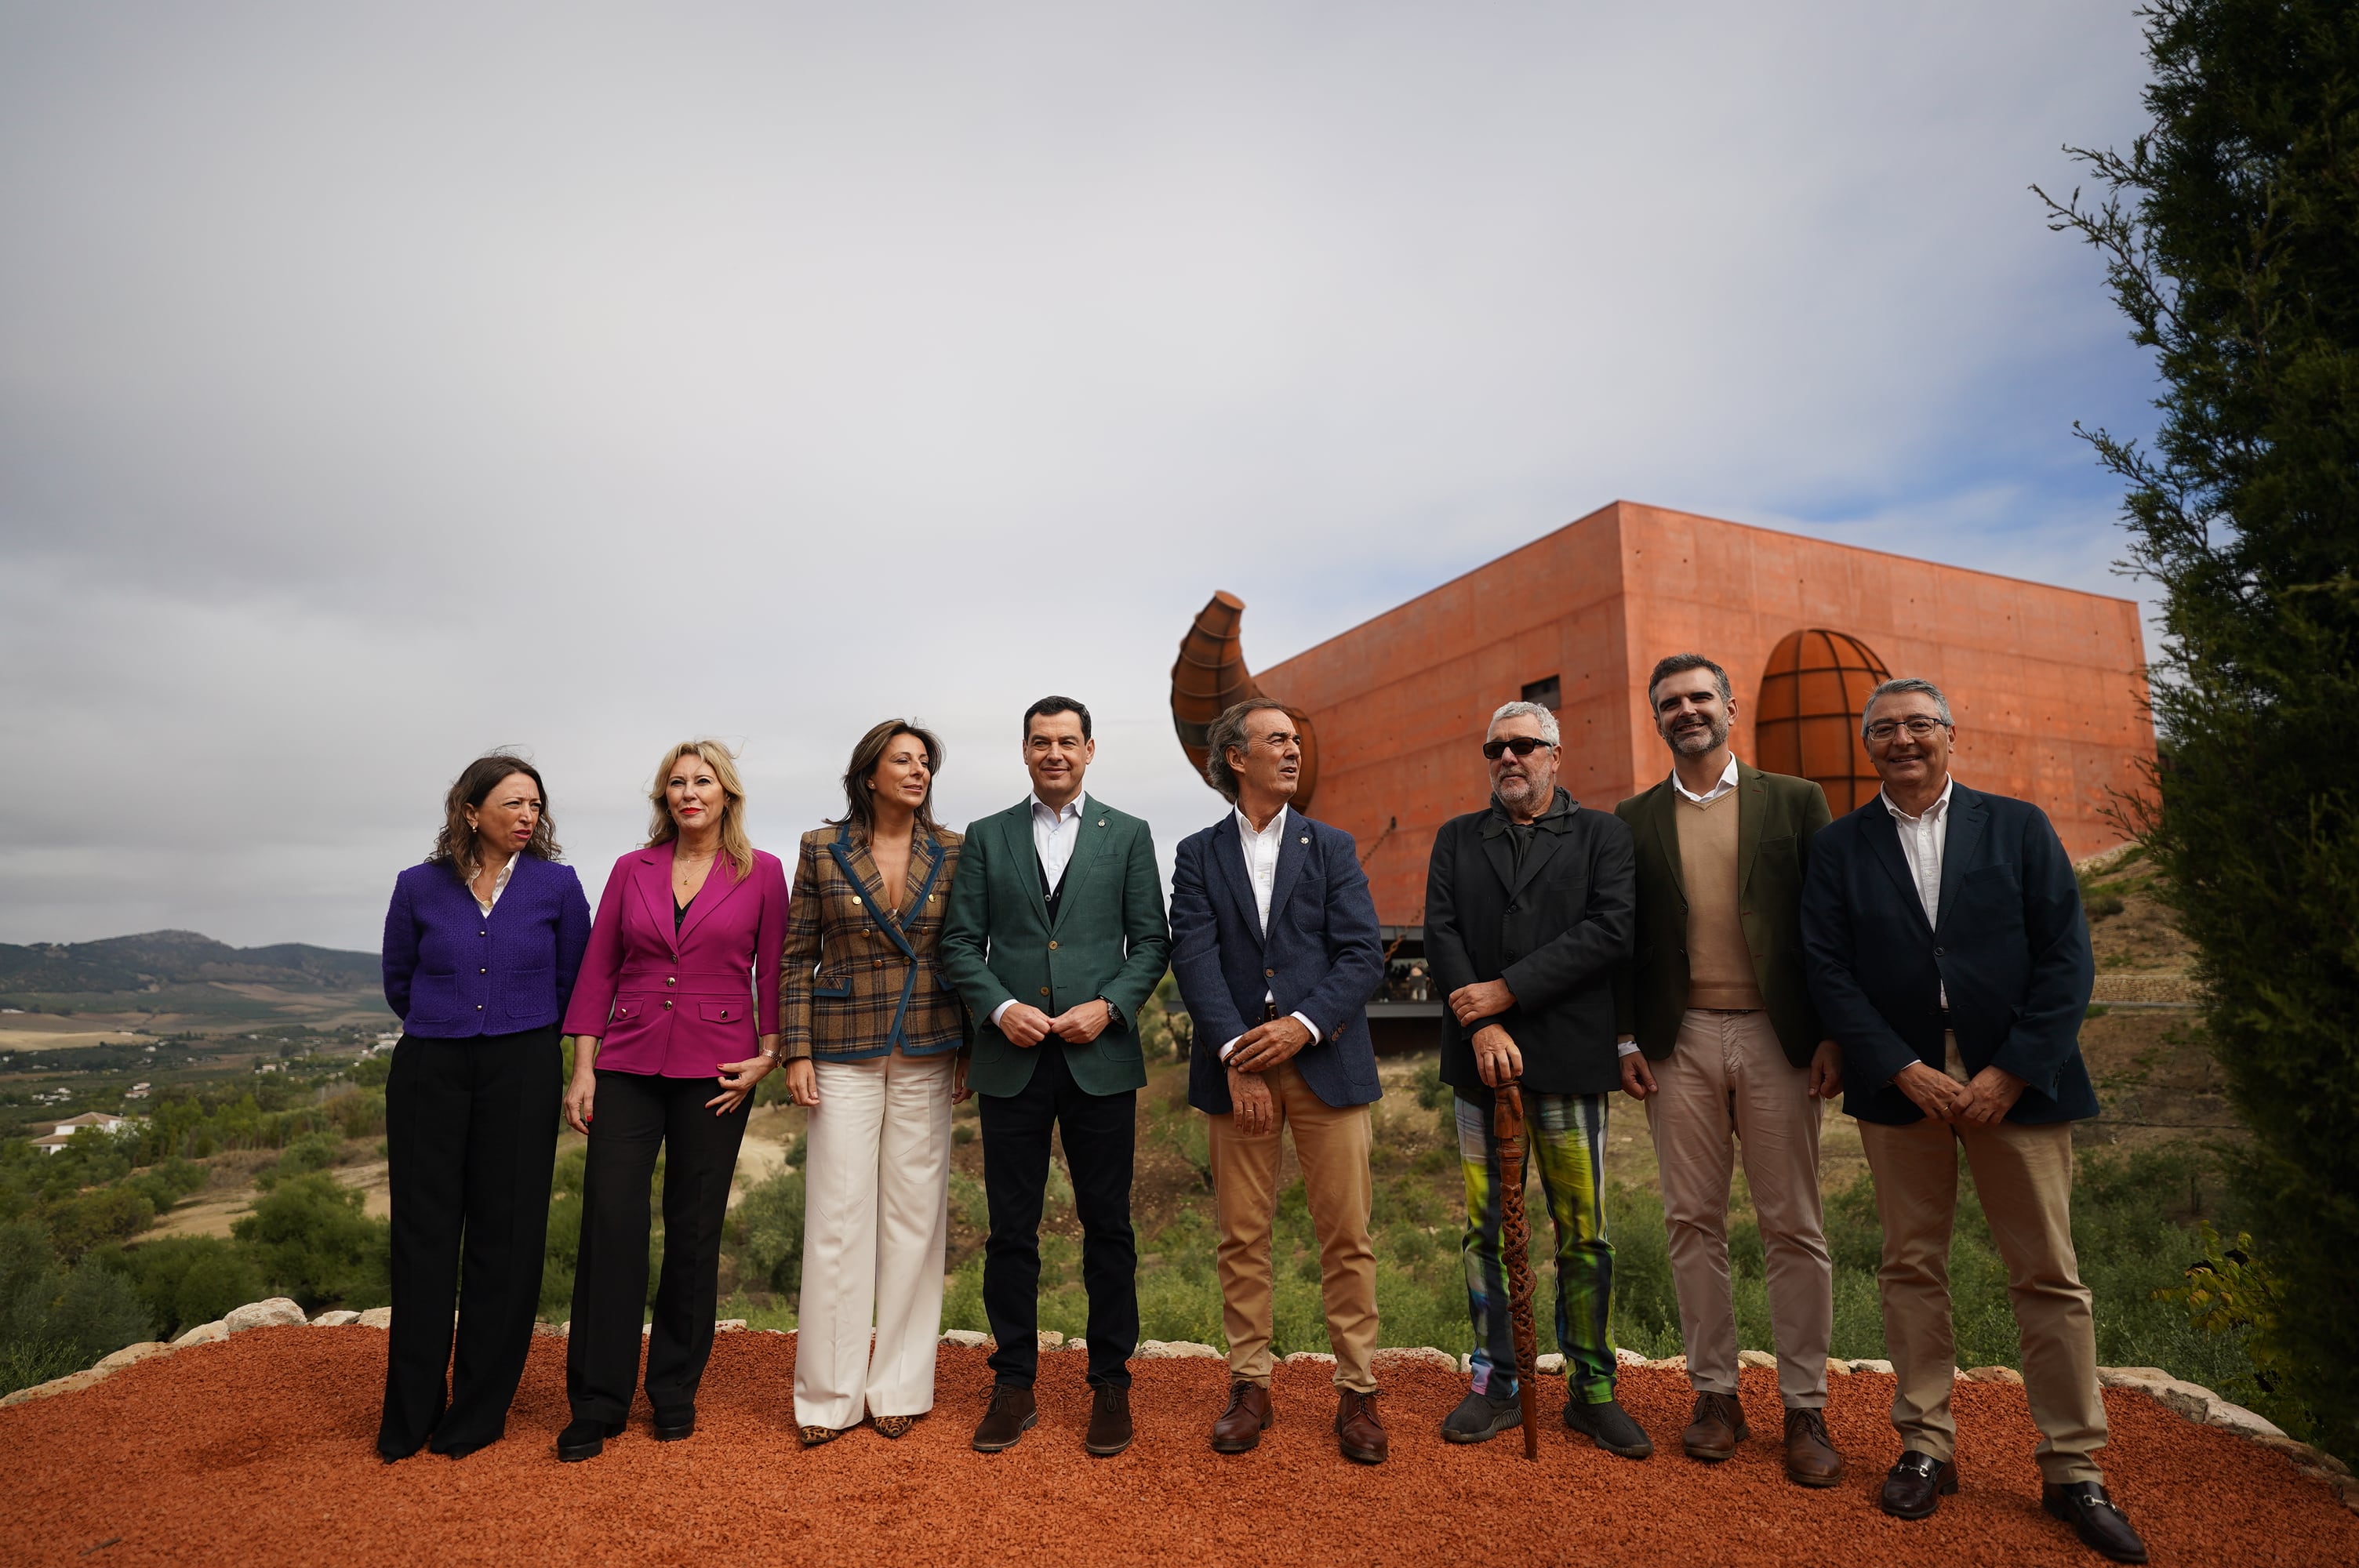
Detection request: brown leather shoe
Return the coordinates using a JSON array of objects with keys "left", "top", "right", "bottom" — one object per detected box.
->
[
  {"left": 1335, "top": 1388, "right": 1387, "bottom": 1465},
  {"left": 1084, "top": 1385, "right": 1133, "bottom": 1457},
  {"left": 971, "top": 1383, "right": 1036, "bottom": 1452},
  {"left": 1211, "top": 1381, "right": 1274, "bottom": 1454},
  {"left": 1783, "top": 1407, "right": 1844, "bottom": 1487},
  {"left": 1880, "top": 1450, "right": 1958, "bottom": 1519},
  {"left": 1681, "top": 1391, "right": 1747, "bottom": 1461}
]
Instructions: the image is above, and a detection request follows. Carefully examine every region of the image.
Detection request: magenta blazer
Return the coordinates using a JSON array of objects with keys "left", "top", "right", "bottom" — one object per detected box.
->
[{"left": 562, "top": 843, "right": 789, "bottom": 1078}]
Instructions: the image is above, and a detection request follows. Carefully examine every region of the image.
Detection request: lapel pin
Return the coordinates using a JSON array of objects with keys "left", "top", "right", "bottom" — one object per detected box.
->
[{"left": 1299, "top": 836, "right": 1310, "bottom": 844}]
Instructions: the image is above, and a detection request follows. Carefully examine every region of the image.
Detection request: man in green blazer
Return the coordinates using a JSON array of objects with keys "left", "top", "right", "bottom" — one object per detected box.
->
[
  {"left": 1612, "top": 653, "right": 1845, "bottom": 1488},
  {"left": 939, "top": 695, "right": 1170, "bottom": 1459}
]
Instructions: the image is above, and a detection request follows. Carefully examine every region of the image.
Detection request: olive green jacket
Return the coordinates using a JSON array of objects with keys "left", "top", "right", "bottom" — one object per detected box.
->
[
  {"left": 939, "top": 794, "right": 1171, "bottom": 1098},
  {"left": 1612, "top": 761, "right": 1832, "bottom": 1068}
]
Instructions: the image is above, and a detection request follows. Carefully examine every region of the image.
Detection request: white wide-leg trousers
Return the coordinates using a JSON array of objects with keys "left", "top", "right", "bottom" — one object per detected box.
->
[{"left": 792, "top": 1049, "right": 955, "bottom": 1428}]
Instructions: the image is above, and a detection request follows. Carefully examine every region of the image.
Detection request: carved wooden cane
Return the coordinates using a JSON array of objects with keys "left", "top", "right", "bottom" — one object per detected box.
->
[{"left": 1494, "top": 1083, "right": 1540, "bottom": 1460}]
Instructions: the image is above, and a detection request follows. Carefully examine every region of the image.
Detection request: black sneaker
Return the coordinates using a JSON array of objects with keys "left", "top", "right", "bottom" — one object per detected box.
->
[
  {"left": 1441, "top": 1385, "right": 1523, "bottom": 1444},
  {"left": 1562, "top": 1396, "right": 1654, "bottom": 1458}
]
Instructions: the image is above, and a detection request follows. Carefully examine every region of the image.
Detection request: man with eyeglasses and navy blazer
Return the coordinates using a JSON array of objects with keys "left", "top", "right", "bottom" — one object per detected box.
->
[
  {"left": 1800, "top": 677, "right": 2145, "bottom": 1566},
  {"left": 1423, "top": 699, "right": 1646, "bottom": 1459}
]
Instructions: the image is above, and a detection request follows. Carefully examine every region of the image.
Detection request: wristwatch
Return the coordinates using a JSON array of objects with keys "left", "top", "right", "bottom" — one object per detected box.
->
[{"left": 1096, "top": 996, "right": 1125, "bottom": 1032}]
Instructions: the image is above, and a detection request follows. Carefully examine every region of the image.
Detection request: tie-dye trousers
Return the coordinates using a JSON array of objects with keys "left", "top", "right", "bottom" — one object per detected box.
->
[{"left": 1456, "top": 1090, "right": 1616, "bottom": 1402}]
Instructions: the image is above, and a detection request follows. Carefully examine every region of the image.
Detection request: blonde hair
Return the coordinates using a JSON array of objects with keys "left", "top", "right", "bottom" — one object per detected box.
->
[{"left": 645, "top": 740, "right": 754, "bottom": 880}]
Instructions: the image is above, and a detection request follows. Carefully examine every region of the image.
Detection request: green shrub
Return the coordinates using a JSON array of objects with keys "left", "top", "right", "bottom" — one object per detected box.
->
[
  {"left": 86, "top": 1237, "right": 265, "bottom": 1341},
  {"left": 231, "top": 1173, "right": 389, "bottom": 1308},
  {"left": 0, "top": 1221, "right": 152, "bottom": 1395},
  {"left": 42, "top": 1188, "right": 155, "bottom": 1265},
  {"left": 726, "top": 1169, "right": 807, "bottom": 1299},
  {"left": 257, "top": 1132, "right": 343, "bottom": 1189}
]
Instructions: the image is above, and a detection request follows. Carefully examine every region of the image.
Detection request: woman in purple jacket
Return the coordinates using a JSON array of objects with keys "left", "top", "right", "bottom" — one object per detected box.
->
[
  {"left": 378, "top": 753, "right": 592, "bottom": 1462},
  {"left": 555, "top": 740, "right": 788, "bottom": 1461}
]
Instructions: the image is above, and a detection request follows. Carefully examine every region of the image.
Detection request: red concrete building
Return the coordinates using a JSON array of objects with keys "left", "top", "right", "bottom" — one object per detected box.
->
[{"left": 1172, "top": 500, "right": 2154, "bottom": 931}]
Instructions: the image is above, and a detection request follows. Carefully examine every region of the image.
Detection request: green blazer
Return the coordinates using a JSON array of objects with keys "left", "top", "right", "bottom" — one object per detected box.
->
[
  {"left": 1612, "top": 761, "right": 1831, "bottom": 1068},
  {"left": 939, "top": 793, "right": 1171, "bottom": 1098}
]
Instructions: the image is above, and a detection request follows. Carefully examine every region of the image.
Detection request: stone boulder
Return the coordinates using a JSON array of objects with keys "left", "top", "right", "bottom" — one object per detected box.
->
[
  {"left": 96, "top": 1341, "right": 175, "bottom": 1371},
  {"left": 353, "top": 1307, "right": 394, "bottom": 1330},
  {"left": 1370, "top": 1347, "right": 1458, "bottom": 1374},
  {"left": 173, "top": 1320, "right": 229, "bottom": 1347},
  {"left": 224, "top": 1298, "right": 307, "bottom": 1334},
  {"left": 1738, "top": 1349, "right": 1779, "bottom": 1370},
  {"left": 940, "top": 1330, "right": 990, "bottom": 1349},
  {"left": 1281, "top": 1352, "right": 1336, "bottom": 1368},
  {"left": 1848, "top": 1358, "right": 1895, "bottom": 1374},
  {"left": 310, "top": 1310, "right": 360, "bottom": 1327},
  {"left": 1136, "top": 1340, "right": 1223, "bottom": 1359},
  {"left": 1962, "top": 1365, "right": 2025, "bottom": 1385},
  {"left": 715, "top": 1319, "right": 747, "bottom": 1333}
]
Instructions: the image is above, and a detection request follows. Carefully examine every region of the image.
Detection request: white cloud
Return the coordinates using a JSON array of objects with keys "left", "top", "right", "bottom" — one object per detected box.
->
[{"left": 0, "top": 2, "right": 2162, "bottom": 947}]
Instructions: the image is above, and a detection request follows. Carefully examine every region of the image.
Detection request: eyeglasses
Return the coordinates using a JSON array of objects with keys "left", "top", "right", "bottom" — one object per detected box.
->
[
  {"left": 1482, "top": 736, "right": 1557, "bottom": 760},
  {"left": 1864, "top": 717, "right": 1947, "bottom": 742}
]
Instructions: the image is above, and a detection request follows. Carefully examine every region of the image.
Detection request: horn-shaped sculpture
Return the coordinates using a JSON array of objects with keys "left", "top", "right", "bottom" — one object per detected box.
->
[{"left": 1171, "top": 591, "right": 1320, "bottom": 812}]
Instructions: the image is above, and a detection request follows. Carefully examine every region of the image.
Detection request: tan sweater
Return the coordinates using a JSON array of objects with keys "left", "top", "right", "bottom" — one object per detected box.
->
[{"left": 1675, "top": 794, "right": 1766, "bottom": 1010}]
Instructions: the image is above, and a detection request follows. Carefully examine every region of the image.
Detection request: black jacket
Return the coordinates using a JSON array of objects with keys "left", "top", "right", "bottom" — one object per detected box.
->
[
  {"left": 1424, "top": 788, "right": 1636, "bottom": 1098},
  {"left": 1799, "top": 782, "right": 2099, "bottom": 1126}
]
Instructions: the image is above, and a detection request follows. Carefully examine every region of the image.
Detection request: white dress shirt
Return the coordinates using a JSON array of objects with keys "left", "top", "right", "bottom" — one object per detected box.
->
[
  {"left": 471, "top": 852, "right": 519, "bottom": 918},
  {"left": 1883, "top": 776, "right": 1954, "bottom": 1008},
  {"left": 1616, "top": 755, "right": 1741, "bottom": 1059},
  {"left": 990, "top": 793, "right": 1090, "bottom": 1029},
  {"left": 1219, "top": 803, "right": 1322, "bottom": 1062},
  {"left": 1669, "top": 753, "right": 1740, "bottom": 807}
]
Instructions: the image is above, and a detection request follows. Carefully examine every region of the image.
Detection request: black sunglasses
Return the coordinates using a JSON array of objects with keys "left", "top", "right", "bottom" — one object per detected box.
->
[{"left": 1481, "top": 736, "right": 1557, "bottom": 760}]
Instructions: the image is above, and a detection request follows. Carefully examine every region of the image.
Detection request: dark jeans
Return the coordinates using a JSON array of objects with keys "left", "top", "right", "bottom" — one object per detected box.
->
[
  {"left": 980, "top": 1040, "right": 1137, "bottom": 1389},
  {"left": 565, "top": 1069, "right": 751, "bottom": 1422},
  {"left": 378, "top": 1026, "right": 562, "bottom": 1458}
]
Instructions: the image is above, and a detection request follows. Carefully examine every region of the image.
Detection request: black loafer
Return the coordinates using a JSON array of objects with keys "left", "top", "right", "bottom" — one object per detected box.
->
[
  {"left": 2043, "top": 1482, "right": 2149, "bottom": 1563},
  {"left": 1562, "top": 1396, "right": 1654, "bottom": 1459},
  {"left": 556, "top": 1417, "right": 625, "bottom": 1462},
  {"left": 652, "top": 1408, "right": 696, "bottom": 1442},
  {"left": 1881, "top": 1450, "right": 1959, "bottom": 1519}
]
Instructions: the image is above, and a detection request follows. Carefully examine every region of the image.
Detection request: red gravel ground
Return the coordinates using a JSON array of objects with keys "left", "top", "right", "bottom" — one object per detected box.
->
[{"left": 2, "top": 1329, "right": 2351, "bottom": 1566}]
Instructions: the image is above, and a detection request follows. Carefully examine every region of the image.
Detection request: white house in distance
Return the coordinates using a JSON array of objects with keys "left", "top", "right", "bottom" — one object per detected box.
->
[{"left": 31, "top": 1110, "right": 134, "bottom": 1155}]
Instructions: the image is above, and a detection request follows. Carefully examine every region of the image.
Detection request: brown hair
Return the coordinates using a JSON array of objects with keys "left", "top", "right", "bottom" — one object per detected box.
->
[
  {"left": 832, "top": 720, "right": 947, "bottom": 842},
  {"left": 645, "top": 740, "right": 754, "bottom": 880},
  {"left": 430, "top": 754, "right": 562, "bottom": 872},
  {"left": 1202, "top": 699, "right": 1292, "bottom": 804}
]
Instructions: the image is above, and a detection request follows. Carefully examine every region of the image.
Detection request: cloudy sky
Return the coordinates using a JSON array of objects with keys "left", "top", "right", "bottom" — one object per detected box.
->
[{"left": 1, "top": 3, "right": 2161, "bottom": 952}]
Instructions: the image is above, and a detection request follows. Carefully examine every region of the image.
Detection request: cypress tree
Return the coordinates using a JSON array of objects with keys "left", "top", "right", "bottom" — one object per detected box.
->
[{"left": 2043, "top": 0, "right": 2359, "bottom": 1453}]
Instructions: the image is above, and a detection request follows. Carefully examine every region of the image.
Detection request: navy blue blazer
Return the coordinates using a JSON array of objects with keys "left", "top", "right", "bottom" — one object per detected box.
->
[
  {"left": 1799, "top": 782, "right": 2098, "bottom": 1126},
  {"left": 1169, "top": 806, "right": 1385, "bottom": 1114},
  {"left": 382, "top": 855, "right": 593, "bottom": 1038}
]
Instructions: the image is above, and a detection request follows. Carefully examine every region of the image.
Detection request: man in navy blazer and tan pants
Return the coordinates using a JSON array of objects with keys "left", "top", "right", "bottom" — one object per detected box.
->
[
  {"left": 1801, "top": 677, "right": 2146, "bottom": 1566},
  {"left": 1169, "top": 698, "right": 1389, "bottom": 1464}
]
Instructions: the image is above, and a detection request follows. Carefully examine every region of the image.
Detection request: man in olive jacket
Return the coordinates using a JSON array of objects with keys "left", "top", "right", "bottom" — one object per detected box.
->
[
  {"left": 1612, "top": 653, "right": 1844, "bottom": 1488},
  {"left": 1423, "top": 699, "right": 1645, "bottom": 1458},
  {"left": 939, "top": 696, "right": 1170, "bottom": 1459}
]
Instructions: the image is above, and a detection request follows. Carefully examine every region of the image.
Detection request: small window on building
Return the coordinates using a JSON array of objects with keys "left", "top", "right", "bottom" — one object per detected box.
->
[{"left": 1521, "top": 675, "right": 1561, "bottom": 711}]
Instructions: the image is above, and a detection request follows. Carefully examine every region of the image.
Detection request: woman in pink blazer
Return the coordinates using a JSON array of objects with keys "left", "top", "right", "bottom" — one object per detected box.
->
[{"left": 554, "top": 740, "right": 788, "bottom": 1463}]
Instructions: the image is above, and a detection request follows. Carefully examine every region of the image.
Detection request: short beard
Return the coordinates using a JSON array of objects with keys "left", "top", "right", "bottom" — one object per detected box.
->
[
  {"left": 1496, "top": 770, "right": 1552, "bottom": 809},
  {"left": 1667, "top": 716, "right": 1730, "bottom": 757}
]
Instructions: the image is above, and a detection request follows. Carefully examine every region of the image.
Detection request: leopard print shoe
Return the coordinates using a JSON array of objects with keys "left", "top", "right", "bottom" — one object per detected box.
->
[
  {"left": 798, "top": 1425, "right": 842, "bottom": 1448},
  {"left": 873, "top": 1415, "right": 917, "bottom": 1439}
]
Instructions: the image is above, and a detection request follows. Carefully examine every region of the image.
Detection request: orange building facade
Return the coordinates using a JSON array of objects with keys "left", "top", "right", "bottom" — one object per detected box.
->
[{"left": 1180, "top": 501, "right": 2155, "bottom": 927}]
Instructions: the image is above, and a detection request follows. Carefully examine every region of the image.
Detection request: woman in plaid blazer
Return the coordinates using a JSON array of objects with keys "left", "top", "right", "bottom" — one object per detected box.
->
[{"left": 780, "top": 718, "right": 970, "bottom": 1445}]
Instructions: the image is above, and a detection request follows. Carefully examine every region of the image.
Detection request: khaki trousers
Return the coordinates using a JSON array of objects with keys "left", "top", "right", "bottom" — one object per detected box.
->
[
  {"left": 1645, "top": 1008, "right": 1833, "bottom": 1407},
  {"left": 1856, "top": 1112, "right": 2107, "bottom": 1484},
  {"left": 1207, "top": 1060, "right": 1379, "bottom": 1393}
]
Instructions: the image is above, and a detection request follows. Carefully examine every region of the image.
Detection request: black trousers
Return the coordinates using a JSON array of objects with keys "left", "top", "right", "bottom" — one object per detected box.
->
[
  {"left": 565, "top": 1069, "right": 751, "bottom": 1422},
  {"left": 980, "top": 1040, "right": 1137, "bottom": 1389},
  {"left": 378, "top": 1026, "right": 562, "bottom": 1458}
]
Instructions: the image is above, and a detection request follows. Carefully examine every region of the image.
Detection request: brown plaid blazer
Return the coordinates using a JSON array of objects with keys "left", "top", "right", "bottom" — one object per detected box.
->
[{"left": 779, "top": 823, "right": 969, "bottom": 1061}]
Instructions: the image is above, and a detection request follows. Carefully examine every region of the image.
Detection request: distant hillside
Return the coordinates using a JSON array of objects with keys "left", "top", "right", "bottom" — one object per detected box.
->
[{"left": 0, "top": 930, "right": 378, "bottom": 995}]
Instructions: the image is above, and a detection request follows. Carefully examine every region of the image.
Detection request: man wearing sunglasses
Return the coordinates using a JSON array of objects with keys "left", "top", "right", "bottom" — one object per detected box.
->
[
  {"left": 1800, "top": 679, "right": 2143, "bottom": 1564},
  {"left": 1423, "top": 699, "right": 1645, "bottom": 1457}
]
